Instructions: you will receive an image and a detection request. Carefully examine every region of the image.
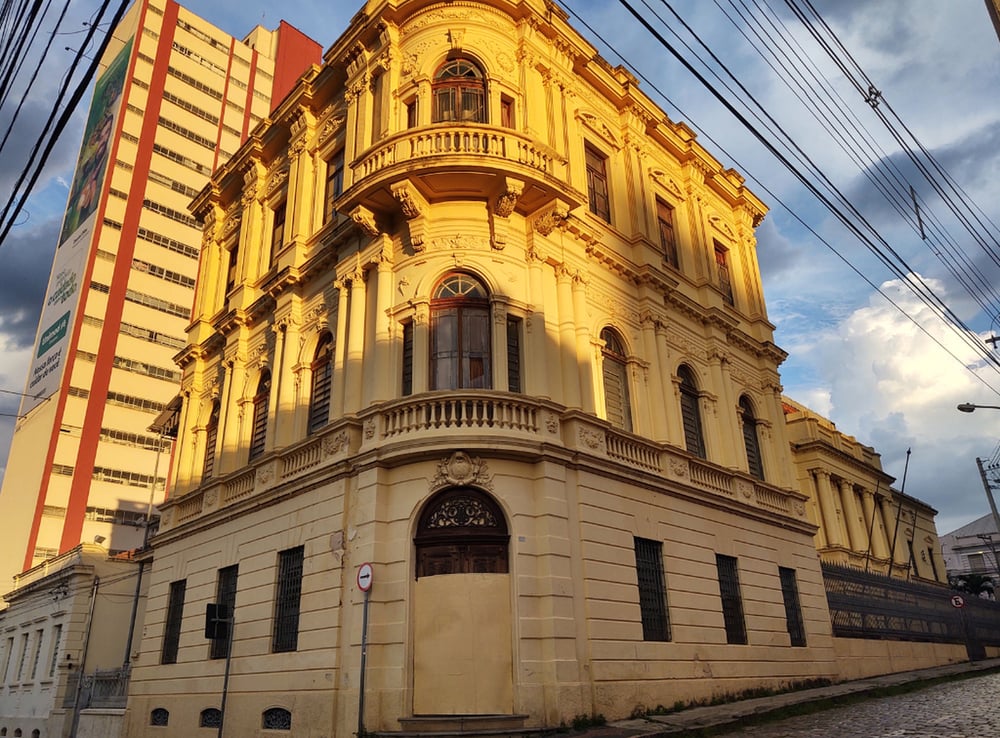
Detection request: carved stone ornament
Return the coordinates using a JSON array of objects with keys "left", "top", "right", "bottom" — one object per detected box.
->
[
  {"left": 257, "top": 463, "right": 275, "bottom": 486},
  {"left": 364, "top": 418, "right": 376, "bottom": 439},
  {"left": 579, "top": 427, "right": 603, "bottom": 450},
  {"left": 223, "top": 212, "right": 241, "bottom": 236},
  {"left": 160, "top": 508, "right": 173, "bottom": 526},
  {"left": 649, "top": 168, "right": 684, "bottom": 199},
  {"left": 267, "top": 167, "right": 289, "bottom": 196},
  {"left": 736, "top": 478, "right": 753, "bottom": 499},
  {"left": 241, "top": 183, "right": 258, "bottom": 207},
  {"left": 794, "top": 500, "right": 806, "bottom": 517},
  {"left": 323, "top": 431, "right": 349, "bottom": 456},
  {"left": 204, "top": 489, "right": 217, "bottom": 507},
  {"left": 433, "top": 234, "right": 489, "bottom": 251},
  {"left": 708, "top": 214, "right": 735, "bottom": 239},
  {"left": 545, "top": 414, "right": 559, "bottom": 434},
  {"left": 669, "top": 458, "right": 688, "bottom": 478},
  {"left": 431, "top": 451, "right": 494, "bottom": 492},
  {"left": 318, "top": 116, "right": 346, "bottom": 145},
  {"left": 576, "top": 110, "right": 619, "bottom": 148},
  {"left": 351, "top": 206, "right": 380, "bottom": 237},
  {"left": 494, "top": 179, "right": 524, "bottom": 218},
  {"left": 532, "top": 201, "right": 569, "bottom": 236},
  {"left": 392, "top": 181, "right": 424, "bottom": 219}
]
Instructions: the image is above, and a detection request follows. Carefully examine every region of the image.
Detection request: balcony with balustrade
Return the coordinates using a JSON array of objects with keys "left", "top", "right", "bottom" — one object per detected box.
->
[{"left": 154, "top": 391, "right": 811, "bottom": 539}]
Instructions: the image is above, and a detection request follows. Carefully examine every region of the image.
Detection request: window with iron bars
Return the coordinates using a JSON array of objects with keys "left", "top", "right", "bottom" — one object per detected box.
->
[
  {"left": 634, "top": 537, "right": 671, "bottom": 641},
  {"left": 778, "top": 567, "right": 806, "bottom": 647},
  {"left": 272, "top": 547, "right": 304, "bottom": 653},
  {"left": 716, "top": 554, "right": 747, "bottom": 644}
]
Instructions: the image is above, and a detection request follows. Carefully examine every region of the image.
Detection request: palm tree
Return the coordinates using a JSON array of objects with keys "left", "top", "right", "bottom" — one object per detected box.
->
[{"left": 950, "top": 573, "right": 996, "bottom": 599}]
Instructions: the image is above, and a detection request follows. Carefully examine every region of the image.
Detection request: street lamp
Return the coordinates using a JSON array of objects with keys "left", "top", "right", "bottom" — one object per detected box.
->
[{"left": 955, "top": 403, "right": 1000, "bottom": 576}]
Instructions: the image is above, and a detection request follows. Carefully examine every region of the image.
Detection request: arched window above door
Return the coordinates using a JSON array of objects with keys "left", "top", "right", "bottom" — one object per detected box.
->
[
  {"left": 432, "top": 57, "right": 487, "bottom": 123},
  {"left": 415, "top": 487, "right": 509, "bottom": 578},
  {"left": 308, "top": 332, "right": 334, "bottom": 434},
  {"left": 678, "top": 365, "right": 706, "bottom": 459}
]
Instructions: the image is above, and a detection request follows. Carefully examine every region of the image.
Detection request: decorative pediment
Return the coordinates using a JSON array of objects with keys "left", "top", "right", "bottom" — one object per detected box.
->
[
  {"left": 576, "top": 109, "right": 619, "bottom": 149},
  {"left": 649, "top": 168, "right": 684, "bottom": 199},
  {"left": 708, "top": 214, "right": 735, "bottom": 239}
]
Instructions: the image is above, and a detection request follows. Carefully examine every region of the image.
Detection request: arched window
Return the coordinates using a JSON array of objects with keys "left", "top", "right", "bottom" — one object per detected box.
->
[
  {"left": 202, "top": 400, "right": 220, "bottom": 480},
  {"left": 678, "top": 365, "right": 706, "bottom": 459},
  {"left": 262, "top": 707, "right": 292, "bottom": 730},
  {"left": 600, "top": 328, "right": 632, "bottom": 432},
  {"left": 248, "top": 370, "right": 271, "bottom": 461},
  {"left": 308, "top": 333, "right": 334, "bottom": 434},
  {"left": 150, "top": 708, "right": 169, "bottom": 726},
  {"left": 200, "top": 708, "right": 222, "bottom": 728},
  {"left": 739, "top": 396, "right": 764, "bottom": 480},
  {"left": 430, "top": 272, "right": 491, "bottom": 390},
  {"left": 415, "top": 487, "right": 509, "bottom": 578},
  {"left": 432, "top": 57, "right": 486, "bottom": 123}
]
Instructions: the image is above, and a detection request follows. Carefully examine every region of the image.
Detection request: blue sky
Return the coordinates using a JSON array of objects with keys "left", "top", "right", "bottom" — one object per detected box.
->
[{"left": 0, "top": 0, "right": 998, "bottom": 536}]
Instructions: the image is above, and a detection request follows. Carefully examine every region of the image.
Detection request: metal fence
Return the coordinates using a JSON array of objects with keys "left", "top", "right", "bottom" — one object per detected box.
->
[
  {"left": 822, "top": 563, "right": 1000, "bottom": 653},
  {"left": 62, "top": 666, "right": 131, "bottom": 710}
]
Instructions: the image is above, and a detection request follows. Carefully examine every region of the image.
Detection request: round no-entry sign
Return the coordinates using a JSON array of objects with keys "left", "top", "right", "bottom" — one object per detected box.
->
[
  {"left": 951, "top": 594, "right": 965, "bottom": 609},
  {"left": 357, "top": 562, "right": 374, "bottom": 592}
]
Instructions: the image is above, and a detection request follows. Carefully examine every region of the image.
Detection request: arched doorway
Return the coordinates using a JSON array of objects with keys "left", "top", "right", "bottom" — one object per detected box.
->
[{"left": 412, "top": 486, "right": 513, "bottom": 715}]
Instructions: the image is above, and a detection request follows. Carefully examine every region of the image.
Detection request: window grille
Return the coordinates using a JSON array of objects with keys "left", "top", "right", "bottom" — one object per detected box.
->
[
  {"left": 678, "top": 366, "right": 706, "bottom": 458},
  {"left": 585, "top": 144, "right": 611, "bottom": 222},
  {"left": 248, "top": 371, "right": 271, "bottom": 461},
  {"left": 272, "top": 547, "right": 304, "bottom": 653},
  {"left": 210, "top": 566, "right": 238, "bottom": 660},
  {"left": 714, "top": 243, "right": 734, "bottom": 305},
  {"left": 778, "top": 567, "right": 806, "bottom": 647},
  {"left": 200, "top": 708, "right": 222, "bottom": 728},
  {"left": 402, "top": 321, "right": 414, "bottom": 396},
  {"left": 48, "top": 625, "right": 62, "bottom": 677},
  {"left": 150, "top": 708, "right": 169, "bottom": 726},
  {"left": 325, "top": 150, "right": 344, "bottom": 223},
  {"left": 740, "top": 396, "right": 764, "bottom": 480},
  {"left": 657, "top": 199, "right": 678, "bottom": 267},
  {"left": 262, "top": 708, "right": 292, "bottom": 730},
  {"left": 308, "top": 335, "right": 333, "bottom": 434},
  {"left": 716, "top": 554, "right": 747, "bottom": 644},
  {"left": 506, "top": 317, "right": 522, "bottom": 393},
  {"left": 270, "top": 202, "right": 286, "bottom": 264},
  {"left": 634, "top": 538, "right": 671, "bottom": 641},
  {"left": 161, "top": 580, "right": 186, "bottom": 664},
  {"left": 202, "top": 401, "right": 220, "bottom": 480},
  {"left": 601, "top": 328, "right": 632, "bottom": 431}
]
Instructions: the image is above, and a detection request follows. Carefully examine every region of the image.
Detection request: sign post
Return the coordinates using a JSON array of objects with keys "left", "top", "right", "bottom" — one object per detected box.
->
[
  {"left": 205, "top": 604, "right": 234, "bottom": 738},
  {"left": 357, "top": 563, "right": 374, "bottom": 737}
]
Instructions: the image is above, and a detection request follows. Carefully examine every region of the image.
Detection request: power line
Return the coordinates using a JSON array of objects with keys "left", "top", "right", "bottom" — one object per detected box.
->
[{"left": 561, "top": 0, "right": 1000, "bottom": 398}]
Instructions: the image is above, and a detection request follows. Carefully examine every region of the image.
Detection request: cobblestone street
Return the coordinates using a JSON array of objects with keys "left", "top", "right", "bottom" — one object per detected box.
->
[{"left": 721, "top": 671, "right": 1000, "bottom": 738}]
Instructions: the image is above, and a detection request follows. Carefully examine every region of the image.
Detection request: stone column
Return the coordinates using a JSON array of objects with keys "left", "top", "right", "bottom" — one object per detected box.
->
[
  {"left": 556, "top": 266, "right": 580, "bottom": 409},
  {"left": 332, "top": 281, "right": 350, "bottom": 418},
  {"left": 861, "top": 489, "right": 889, "bottom": 561},
  {"left": 813, "top": 470, "right": 843, "bottom": 547},
  {"left": 641, "top": 315, "right": 668, "bottom": 441},
  {"left": 839, "top": 479, "right": 867, "bottom": 553},
  {"left": 344, "top": 268, "right": 367, "bottom": 413},
  {"left": 707, "top": 351, "right": 739, "bottom": 468},
  {"left": 372, "top": 249, "right": 394, "bottom": 402},
  {"left": 572, "top": 272, "right": 595, "bottom": 414}
]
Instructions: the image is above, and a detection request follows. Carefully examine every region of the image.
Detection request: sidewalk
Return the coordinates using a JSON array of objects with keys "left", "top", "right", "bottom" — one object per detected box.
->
[{"left": 582, "top": 658, "right": 1000, "bottom": 737}]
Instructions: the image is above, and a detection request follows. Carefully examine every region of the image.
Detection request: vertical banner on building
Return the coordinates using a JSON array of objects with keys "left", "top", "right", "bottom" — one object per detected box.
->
[{"left": 20, "top": 39, "right": 133, "bottom": 415}]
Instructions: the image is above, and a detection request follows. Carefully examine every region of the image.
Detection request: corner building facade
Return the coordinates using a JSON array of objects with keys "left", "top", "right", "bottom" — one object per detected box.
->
[{"left": 127, "top": 1, "right": 838, "bottom": 733}]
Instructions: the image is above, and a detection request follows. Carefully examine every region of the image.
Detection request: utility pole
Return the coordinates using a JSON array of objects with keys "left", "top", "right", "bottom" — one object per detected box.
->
[{"left": 975, "top": 457, "right": 1000, "bottom": 574}]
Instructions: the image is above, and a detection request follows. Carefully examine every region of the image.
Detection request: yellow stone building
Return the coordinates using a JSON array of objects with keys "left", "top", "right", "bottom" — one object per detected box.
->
[
  {"left": 125, "top": 1, "right": 844, "bottom": 733},
  {"left": 783, "top": 399, "right": 946, "bottom": 584}
]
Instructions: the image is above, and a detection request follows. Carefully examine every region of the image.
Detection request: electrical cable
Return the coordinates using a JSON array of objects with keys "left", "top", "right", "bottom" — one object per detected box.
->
[{"left": 561, "top": 1, "right": 1000, "bottom": 397}]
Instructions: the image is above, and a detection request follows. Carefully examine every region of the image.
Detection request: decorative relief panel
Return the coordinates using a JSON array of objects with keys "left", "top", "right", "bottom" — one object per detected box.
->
[{"left": 430, "top": 451, "right": 494, "bottom": 492}]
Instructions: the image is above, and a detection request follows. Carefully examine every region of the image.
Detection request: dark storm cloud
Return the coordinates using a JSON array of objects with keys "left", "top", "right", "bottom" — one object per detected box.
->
[{"left": 0, "top": 216, "right": 59, "bottom": 350}]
